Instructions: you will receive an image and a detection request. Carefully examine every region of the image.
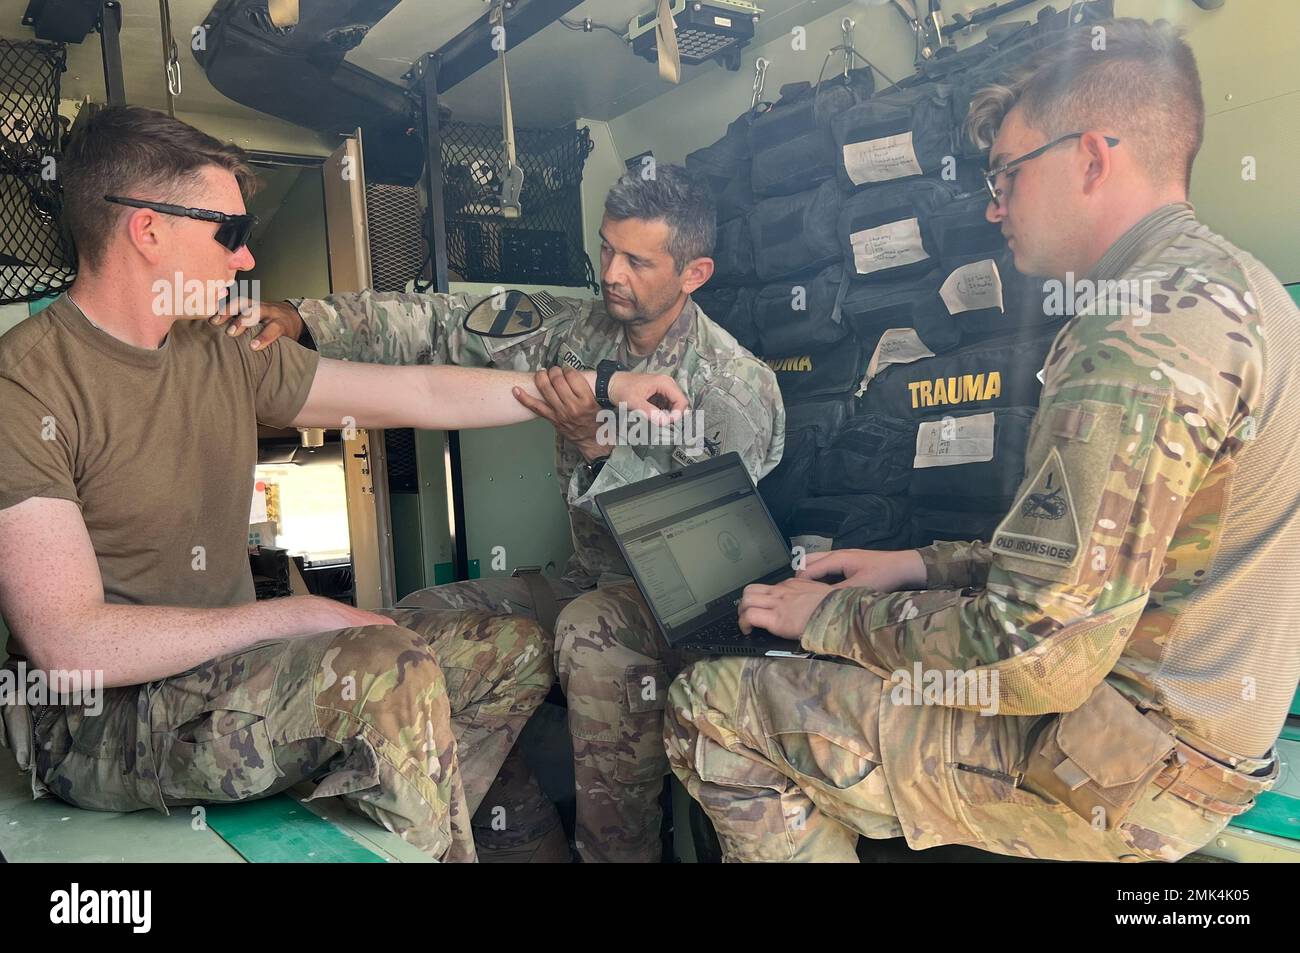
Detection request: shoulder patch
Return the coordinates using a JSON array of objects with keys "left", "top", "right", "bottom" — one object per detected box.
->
[
  {"left": 990, "top": 446, "right": 1081, "bottom": 568},
  {"left": 464, "top": 290, "right": 554, "bottom": 338}
]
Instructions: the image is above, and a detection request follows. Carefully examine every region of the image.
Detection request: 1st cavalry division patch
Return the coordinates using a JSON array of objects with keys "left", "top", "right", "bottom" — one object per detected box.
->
[{"left": 463, "top": 290, "right": 560, "bottom": 338}]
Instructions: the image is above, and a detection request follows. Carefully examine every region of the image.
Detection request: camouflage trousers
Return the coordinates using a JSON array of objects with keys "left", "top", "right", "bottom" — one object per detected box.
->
[
  {"left": 29, "top": 607, "right": 552, "bottom": 863},
  {"left": 398, "top": 576, "right": 584, "bottom": 862},
  {"left": 405, "top": 576, "right": 686, "bottom": 863},
  {"left": 666, "top": 656, "right": 1235, "bottom": 862}
]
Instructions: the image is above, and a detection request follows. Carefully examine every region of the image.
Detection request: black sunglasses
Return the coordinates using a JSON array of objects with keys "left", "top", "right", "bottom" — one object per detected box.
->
[
  {"left": 984, "top": 133, "right": 1121, "bottom": 208},
  {"left": 104, "top": 195, "right": 258, "bottom": 251}
]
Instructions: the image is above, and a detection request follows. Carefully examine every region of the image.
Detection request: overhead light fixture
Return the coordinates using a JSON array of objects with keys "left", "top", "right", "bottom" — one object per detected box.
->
[{"left": 626, "top": 1, "right": 763, "bottom": 72}]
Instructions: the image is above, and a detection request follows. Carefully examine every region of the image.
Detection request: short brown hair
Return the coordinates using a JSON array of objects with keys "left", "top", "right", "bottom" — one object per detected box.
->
[
  {"left": 965, "top": 18, "right": 1205, "bottom": 191},
  {"left": 60, "top": 106, "right": 258, "bottom": 268}
]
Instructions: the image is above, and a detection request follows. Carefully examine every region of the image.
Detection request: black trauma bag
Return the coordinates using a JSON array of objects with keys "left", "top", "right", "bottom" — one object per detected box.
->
[
  {"left": 910, "top": 506, "right": 1006, "bottom": 548},
  {"left": 838, "top": 178, "right": 960, "bottom": 281},
  {"left": 812, "top": 412, "right": 915, "bottom": 497},
  {"left": 859, "top": 325, "right": 1057, "bottom": 421},
  {"left": 950, "top": 0, "right": 1116, "bottom": 156},
  {"left": 761, "top": 339, "right": 866, "bottom": 405},
  {"left": 685, "top": 111, "right": 757, "bottom": 224},
  {"left": 758, "top": 399, "right": 850, "bottom": 537},
  {"left": 841, "top": 270, "right": 963, "bottom": 358},
  {"left": 693, "top": 285, "right": 760, "bottom": 354},
  {"left": 751, "top": 180, "right": 843, "bottom": 281},
  {"left": 832, "top": 84, "right": 957, "bottom": 190},
  {"left": 749, "top": 68, "right": 876, "bottom": 198},
  {"left": 907, "top": 406, "right": 1038, "bottom": 511},
  {"left": 711, "top": 213, "right": 757, "bottom": 285},
  {"left": 788, "top": 494, "right": 913, "bottom": 551},
  {"left": 752, "top": 265, "right": 849, "bottom": 355}
]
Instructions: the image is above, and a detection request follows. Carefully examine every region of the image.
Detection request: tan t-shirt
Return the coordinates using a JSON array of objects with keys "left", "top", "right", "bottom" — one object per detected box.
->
[{"left": 0, "top": 294, "right": 319, "bottom": 608}]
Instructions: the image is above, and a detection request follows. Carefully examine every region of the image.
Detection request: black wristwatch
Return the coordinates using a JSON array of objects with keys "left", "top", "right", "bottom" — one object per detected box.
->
[
  {"left": 586, "top": 454, "right": 610, "bottom": 482},
  {"left": 594, "top": 359, "right": 624, "bottom": 410}
]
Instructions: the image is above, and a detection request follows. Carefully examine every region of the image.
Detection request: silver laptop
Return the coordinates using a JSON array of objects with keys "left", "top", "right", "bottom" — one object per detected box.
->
[{"left": 597, "top": 452, "right": 811, "bottom": 657}]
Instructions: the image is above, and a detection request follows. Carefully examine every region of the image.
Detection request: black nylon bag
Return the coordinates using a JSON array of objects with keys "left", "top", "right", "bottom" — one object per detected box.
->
[
  {"left": 753, "top": 265, "right": 849, "bottom": 354},
  {"left": 751, "top": 180, "right": 843, "bottom": 281},
  {"left": 758, "top": 399, "right": 850, "bottom": 537},
  {"left": 761, "top": 340, "right": 866, "bottom": 405},
  {"left": 841, "top": 271, "right": 963, "bottom": 356},
  {"left": 832, "top": 84, "right": 957, "bottom": 191},
  {"left": 693, "top": 285, "right": 760, "bottom": 354},
  {"left": 859, "top": 325, "right": 1057, "bottom": 421},
  {"left": 788, "top": 494, "right": 913, "bottom": 550},
  {"left": 926, "top": 195, "right": 1060, "bottom": 340},
  {"left": 838, "top": 178, "right": 960, "bottom": 282},
  {"left": 910, "top": 506, "right": 1008, "bottom": 549},
  {"left": 951, "top": 0, "right": 1116, "bottom": 156},
  {"left": 907, "top": 406, "right": 1038, "bottom": 511},
  {"left": 812, "top": 412, "right": 916, "bottom": 497},
  {"left": 685, "top": 111, "right": 757, "bottom": 224},
  {"left": 942, "top": 251, "right": 1061, "bottom": 343},
  {"left": 931, "top": 192, "right": 1005, "bottom": 273},
  {"left": 711, "top": 213, "right": 757, "bottom": 285},
  {"left": 749, "top": 67, "right": 876, "bottom": 198}
]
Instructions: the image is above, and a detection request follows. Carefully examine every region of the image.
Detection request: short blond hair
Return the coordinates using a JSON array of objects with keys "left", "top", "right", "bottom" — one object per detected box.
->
[{"left": 965, "top": 18, "right": 1204, "bottom": 190}]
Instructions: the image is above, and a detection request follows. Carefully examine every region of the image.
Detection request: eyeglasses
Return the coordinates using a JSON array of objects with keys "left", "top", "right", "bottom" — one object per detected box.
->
[
  {"left": 104, "top": 195, "right": 258, "bottom": 251},
  {"left": 984, "top": 133, "right": 1120, "bottom": 209}
]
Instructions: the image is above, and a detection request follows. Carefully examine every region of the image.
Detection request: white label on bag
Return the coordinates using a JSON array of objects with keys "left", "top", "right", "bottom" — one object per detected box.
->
[
  {"left": 850, "top": 217, "right": 927, "bottom": 275},
  {"left": 940, "top": 258, "right": 1005, "bottom": 315},
  {"left": 913, "top": 412, "right": 996, "bottom": 469},
  {"left": 864, "top": 328, "right": 935, "bottom": 384},
  {"left": 842, "top": 131, "right": 923, "bottom": 185},
  {"left": 791, "top": 534, "right": 834, "bottom": 554}
]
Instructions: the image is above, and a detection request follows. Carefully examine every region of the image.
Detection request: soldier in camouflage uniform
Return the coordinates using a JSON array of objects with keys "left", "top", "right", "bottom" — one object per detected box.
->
[
  {"left": 666, "top": 19, "right": 1295, "bottom": 861},
  {"left": 0, "top": 107, "right": 687, "bottom": 863},
  {"left": 27, "top": 608, "right": 550, "bottom": 862},
  {"left": 238, "top": 166, "right": 785, "bottom": 861}
]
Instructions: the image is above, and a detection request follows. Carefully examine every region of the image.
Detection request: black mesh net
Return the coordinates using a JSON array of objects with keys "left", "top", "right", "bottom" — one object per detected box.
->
[
  {"left": 366, "top": 182, "right": 424, "bottom": 293},
  {"left": 0, "top": 39, "right": 74, "bottom": 304},
  {"left": 440, "top": 120, "right": 595, "bottom": 289}
]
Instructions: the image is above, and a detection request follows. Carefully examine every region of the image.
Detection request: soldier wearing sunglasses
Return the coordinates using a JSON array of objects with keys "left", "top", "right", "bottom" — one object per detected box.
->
[{"left": 0, "top": 106, "right": 687, "bottom": 862}]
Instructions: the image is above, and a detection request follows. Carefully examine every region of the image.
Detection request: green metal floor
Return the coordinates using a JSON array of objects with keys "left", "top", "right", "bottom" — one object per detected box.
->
[{"left": 0, "top": 755, "right": 434, "bottom": 863}]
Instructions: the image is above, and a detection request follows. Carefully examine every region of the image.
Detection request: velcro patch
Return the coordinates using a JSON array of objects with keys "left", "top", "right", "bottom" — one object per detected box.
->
[{"left": 558, "top": 347, "right": 589, "bottom": 371}]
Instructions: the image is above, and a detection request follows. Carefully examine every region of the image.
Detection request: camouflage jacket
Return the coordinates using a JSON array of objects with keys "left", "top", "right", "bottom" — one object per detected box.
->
[
  {"left": 291, "top": 291, "right": 785, "bottom": 586},
  {"left": 802, "top": 203, "right": 1300, "bottom": 761}
]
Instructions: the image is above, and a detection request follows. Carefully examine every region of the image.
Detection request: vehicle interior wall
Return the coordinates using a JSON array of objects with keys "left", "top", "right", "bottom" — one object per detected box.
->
[
  {"left": 604, "top": 0, "right": 1299, "bottom": 282},
  {"left": 3, "top": 0, "right": 1295, "bottom": 617}
]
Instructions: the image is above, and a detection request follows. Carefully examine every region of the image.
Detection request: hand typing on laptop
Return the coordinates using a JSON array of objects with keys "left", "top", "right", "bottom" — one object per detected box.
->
[
  {"left": 736, "top": 577, "right": 834, "bottom": 639},
  {"left": 797, "top": 549, "right": 928, "bottom": 593},
  {"left": 735, "top": 548, "right": 931, "bottom": 640}
]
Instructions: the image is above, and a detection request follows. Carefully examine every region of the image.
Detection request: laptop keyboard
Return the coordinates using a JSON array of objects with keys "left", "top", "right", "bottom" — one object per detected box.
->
[{"left": 690, "top": 618, "right": 748, "bottom": 643}]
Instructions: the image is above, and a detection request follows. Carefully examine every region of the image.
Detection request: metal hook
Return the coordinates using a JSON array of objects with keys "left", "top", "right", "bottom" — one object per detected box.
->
[
  {"left": 750, "top": 56, "right": 769, "bottom": 110},
  {"left": 159, "top": 0, "right": 182, "bottom": 108},
  {"left": 840, "top": 18, "right": 855, "bottom": 79}
]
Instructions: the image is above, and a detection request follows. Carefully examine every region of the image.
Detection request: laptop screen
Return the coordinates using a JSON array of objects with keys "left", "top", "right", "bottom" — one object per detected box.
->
[{"left": 601, "top": 459, "right": 791, "bottom": 632}]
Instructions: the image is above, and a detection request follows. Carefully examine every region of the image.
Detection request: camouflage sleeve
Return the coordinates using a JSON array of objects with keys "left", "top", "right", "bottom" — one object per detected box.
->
[
  {"left": 568, "top": 358, "right": 785, "bottom": 517},
  {"left": 800, "top": 284, "right": 1259, "bottom": 716},
  {"left": 916, "top": 539, "right": 996, "bottom": 589},
  {"left": 289, "top": 290, "right": 582, "bottom": 371}
]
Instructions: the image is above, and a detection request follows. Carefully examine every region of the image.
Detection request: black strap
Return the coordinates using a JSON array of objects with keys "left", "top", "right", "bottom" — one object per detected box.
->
[{"left": 512, "top": 568, "right": 561, "bottom": 636}]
